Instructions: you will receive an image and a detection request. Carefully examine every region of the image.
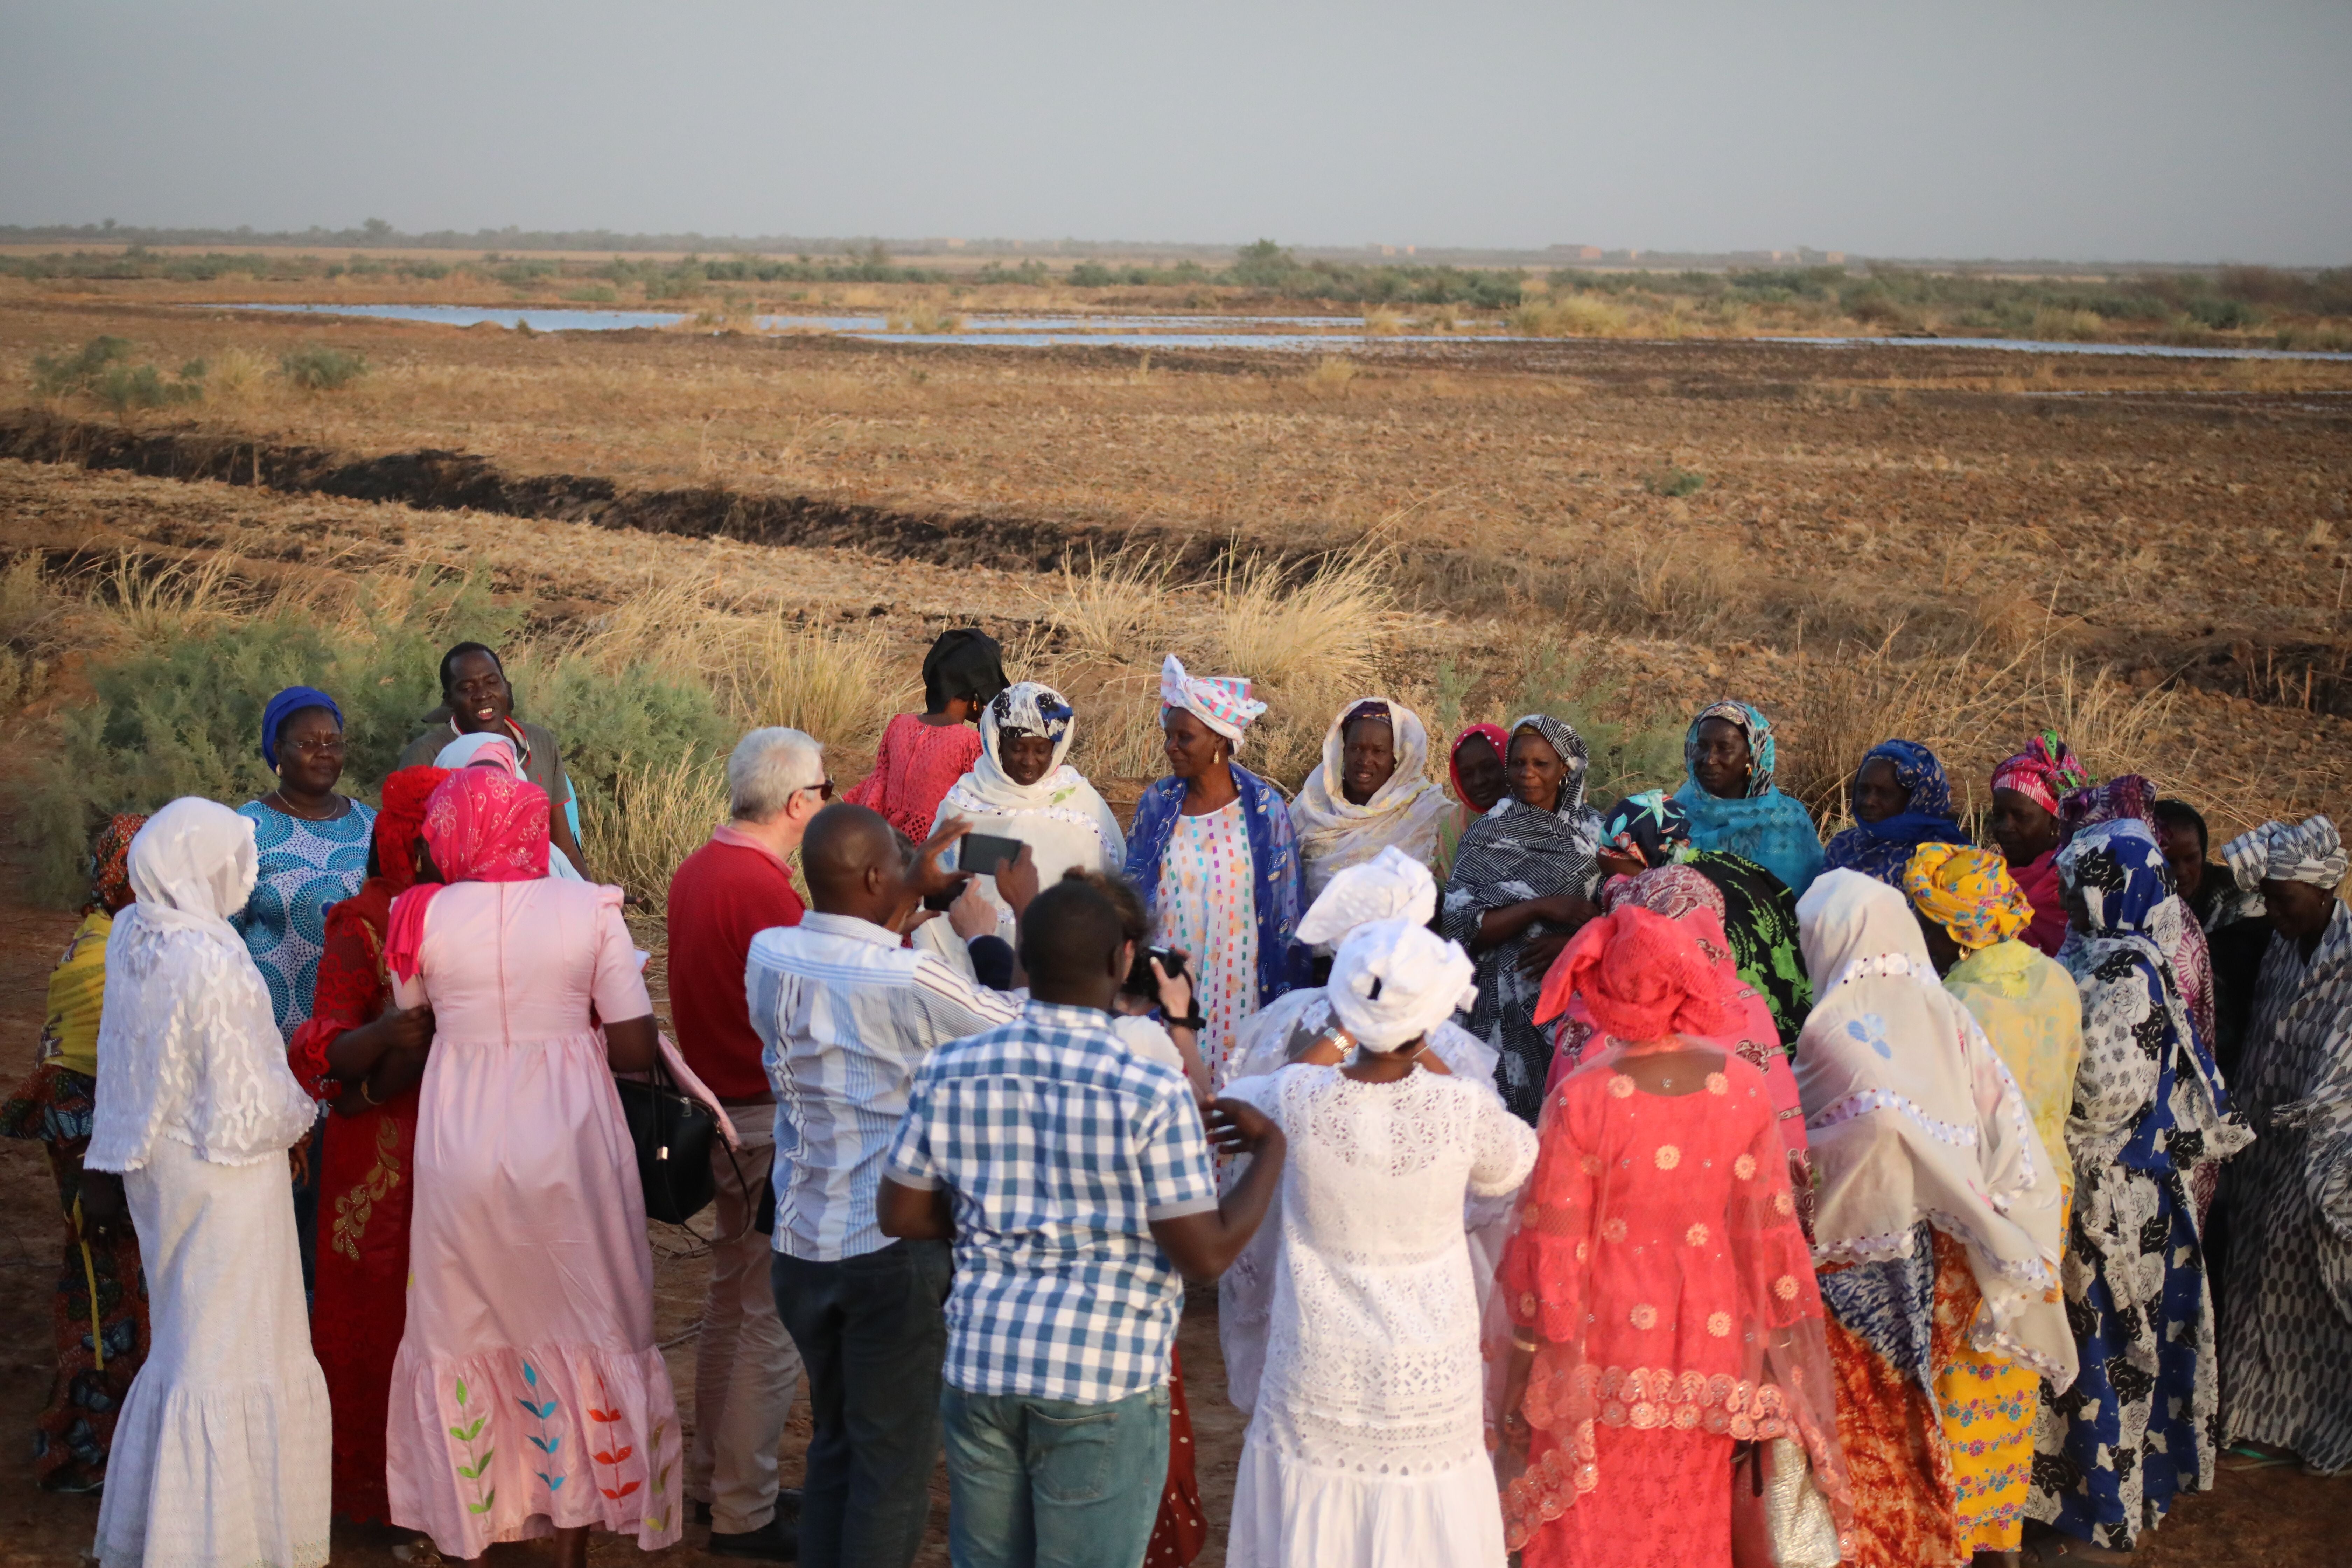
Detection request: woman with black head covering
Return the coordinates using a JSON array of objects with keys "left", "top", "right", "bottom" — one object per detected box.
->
[
  {"left": 1440, "top": 715, "right": 1604, "bottom": 1121},
  {"left": 845, "top": 628, "right": 1009, "bottom": 842}
]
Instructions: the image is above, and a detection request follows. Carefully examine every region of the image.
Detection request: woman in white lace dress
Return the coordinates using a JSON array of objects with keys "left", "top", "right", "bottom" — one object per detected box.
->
[
  {"left": 1223, "top": 916, "right": 1538, "bottom": 1568},
  {"left": 85, "top": 799, "right": 332, "bottom": 1568}
]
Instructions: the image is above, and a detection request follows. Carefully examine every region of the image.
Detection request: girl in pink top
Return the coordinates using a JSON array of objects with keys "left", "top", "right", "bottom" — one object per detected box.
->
[
  {"left": 382, "top": 769, "right": 682, "bottom": 1565},
  {"left": 844, "top": 628, "right": 1007, "bottom": 841}
]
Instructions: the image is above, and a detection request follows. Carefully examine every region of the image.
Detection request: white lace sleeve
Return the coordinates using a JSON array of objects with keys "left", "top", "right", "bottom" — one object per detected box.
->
[{"left": 1465, "top": 1085, "right": 1539, "bottom": 1197}]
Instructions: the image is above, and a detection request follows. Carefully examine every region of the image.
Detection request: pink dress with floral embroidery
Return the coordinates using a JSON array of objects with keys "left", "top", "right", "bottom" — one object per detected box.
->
[{"left": 384, "top": 879, "right": 682, "bottom": 1556}]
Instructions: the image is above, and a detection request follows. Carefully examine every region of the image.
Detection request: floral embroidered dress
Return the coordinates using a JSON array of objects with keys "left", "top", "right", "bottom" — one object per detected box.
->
[
  {"left": 844, "top": 713, "right": 983, "bottom": 844},
  {"left": 383, "top": 773, "right": 682, "bottom": 1556},
  {"left": 281, "top": 768, "right": 446, "bottom": 1524},
  {"left": 232, "top": 799, "right": 376, "bottom": 1040}
]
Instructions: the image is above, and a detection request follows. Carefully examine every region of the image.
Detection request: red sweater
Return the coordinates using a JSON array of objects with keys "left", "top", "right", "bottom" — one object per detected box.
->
[{"left": 666, "top": 832, "right": 806, "bottom": 1100}]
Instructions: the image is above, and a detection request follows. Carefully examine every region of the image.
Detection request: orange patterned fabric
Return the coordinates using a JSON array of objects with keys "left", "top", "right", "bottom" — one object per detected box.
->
[{"left": 1819, "top": 1237, "right": 1975, "bottom": 1568}]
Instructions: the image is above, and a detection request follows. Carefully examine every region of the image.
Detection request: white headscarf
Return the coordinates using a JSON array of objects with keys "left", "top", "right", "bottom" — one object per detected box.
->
[
  {"left": 1794, "top": 868, "right": 2077, "bottom": 1385},
  {"left": 1288, "top": 697, "right": 1456, "bottom": 901},
  {"left": 1295, "top": 845, "right": 1437, "bottom": 947},
  {"left": 86, "top": 799, "right": 319, "bottom": 1174},
  {"left": 1328, "top": 916, "right": 1479, "bottom": 1052},
  {"left": 2225, "top": 813, "right": 2347, "bottom": 892},
  {"left": 933, "top": 681, "right": 1125, "bottom": 928}
]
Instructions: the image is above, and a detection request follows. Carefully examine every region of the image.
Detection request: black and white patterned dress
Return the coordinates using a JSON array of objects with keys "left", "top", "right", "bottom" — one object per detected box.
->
[{"left": 2220, "top": 900, "right": 2352, "bottom": 1474}]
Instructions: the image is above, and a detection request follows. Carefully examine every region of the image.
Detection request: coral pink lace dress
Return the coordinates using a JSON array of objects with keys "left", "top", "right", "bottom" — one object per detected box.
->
[
  {"left": 383, "top": 879, "right": 683, "bottom": 1557},
  {"left": 1498, "top": 1047, "right": 1846, "bottom": 1568}
]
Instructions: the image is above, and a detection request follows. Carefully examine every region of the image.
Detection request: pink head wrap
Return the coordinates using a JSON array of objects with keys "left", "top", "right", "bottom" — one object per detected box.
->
[
  {"left": 1448, "top": 723, "right": 1511, "bottom": 807},
  {"left": 1159, "top": 653, "right": 1265, "bottom": 744},
  {"left": 1988, "top": 732, "right": 2093, "bottom": 817},
  {"left": 383, "top": 769, "right": 553, "bottom": 981},
  {"left": 1542, "top": 903, "right": 1743, "bottom": 1044}
]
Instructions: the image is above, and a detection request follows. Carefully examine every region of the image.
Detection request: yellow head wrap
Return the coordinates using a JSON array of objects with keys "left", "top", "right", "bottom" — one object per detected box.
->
[{"left": 1903, "top": 843, "right": 2032, "bottom": 951}]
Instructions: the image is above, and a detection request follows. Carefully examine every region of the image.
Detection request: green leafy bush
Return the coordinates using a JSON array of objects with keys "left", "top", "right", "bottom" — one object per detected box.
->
[
  {"left": 30, "top": 337, "right": 206, "bottom": 413},
  {"left": 279, "top": 345, "right": 368, "bottom": 391}
]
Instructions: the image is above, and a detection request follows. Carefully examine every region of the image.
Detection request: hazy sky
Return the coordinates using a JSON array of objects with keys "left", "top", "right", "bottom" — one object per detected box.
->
[{"left": 4, "top": 1, "right": 2347, "bottom": 262}]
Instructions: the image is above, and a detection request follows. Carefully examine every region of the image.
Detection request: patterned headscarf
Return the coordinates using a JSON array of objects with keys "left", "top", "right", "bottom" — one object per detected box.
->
[
  {"left": 260, "top": 685, "right": 343, "bottom": 770},
  {"left": 373, "top": 766, "right": 452, "bottom": 895},
  {"left": 1448, "top": 723, "right": 1510, "bottom": 809},
  {"left": 383, "top": 769, "right": 552, "bottom": 981},
  {"left": 1822, "top": 739, "right": 1967, "bottom": 886},
  {"left": 2058, "top": 775, "right": 2157, "bottom": 841},
  {"left": 1989, "top": 732, "right": 2094, "bottom": 817},
  {"left": 1159, "top": 652, "right": 1265, "bottom": 745},
  {"left": 1598, "top": 789, "right": 1694, "bottom": 869},
  {"left": 1904, "top": 843, "right": 2033, "bottom": 951},
  {"left": 2223, "top": 814, "right": 2348, "bottom": 891},
  {"left": 88, "top": 811, "right": 149, "bottom": 914},
  {"left": 2056, "top": 819, "right": 2172, "bottom": 937},
  {"left": 1600, "top": 861, "right": 1726, "bottom": 924},
  {"left": 1684, "top": 700, "right": 1777, "bottom": 798}
]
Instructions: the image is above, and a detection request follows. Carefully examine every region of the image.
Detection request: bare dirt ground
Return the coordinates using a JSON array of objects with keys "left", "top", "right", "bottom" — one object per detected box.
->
[{"left": 2, "top": 287, "right": 2350, "bottom": 1562}]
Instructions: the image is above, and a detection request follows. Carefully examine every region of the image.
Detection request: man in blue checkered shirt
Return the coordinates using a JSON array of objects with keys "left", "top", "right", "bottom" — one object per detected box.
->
[{"left": 881, "top": 876, "right": 1285, "bottom": 1568}]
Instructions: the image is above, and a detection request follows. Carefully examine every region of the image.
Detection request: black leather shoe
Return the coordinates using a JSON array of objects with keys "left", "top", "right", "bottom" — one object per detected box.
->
[{"left": 707, "top": 1517, "right": 798, "bottom": 1561}]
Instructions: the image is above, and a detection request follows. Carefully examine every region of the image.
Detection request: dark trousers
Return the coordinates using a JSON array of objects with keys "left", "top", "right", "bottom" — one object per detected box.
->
[{"left": 771, "top": 1240, "right": 951, "bottom": 1568}]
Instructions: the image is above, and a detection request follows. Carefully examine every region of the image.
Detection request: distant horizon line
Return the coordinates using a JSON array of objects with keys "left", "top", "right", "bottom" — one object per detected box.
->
[{"left": 0, "top": 219, "right": 2339, "bottom": 275}]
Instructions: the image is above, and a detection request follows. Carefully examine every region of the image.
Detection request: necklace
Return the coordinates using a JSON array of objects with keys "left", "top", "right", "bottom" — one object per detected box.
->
[{"left": 267, "top": 789, "right": 343, "bottom": 823}]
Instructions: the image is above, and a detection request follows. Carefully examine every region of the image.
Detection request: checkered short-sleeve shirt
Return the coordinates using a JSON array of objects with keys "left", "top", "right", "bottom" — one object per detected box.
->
[{"left": 886, "top": 1000, "right": 1220, "bottom": 1405}]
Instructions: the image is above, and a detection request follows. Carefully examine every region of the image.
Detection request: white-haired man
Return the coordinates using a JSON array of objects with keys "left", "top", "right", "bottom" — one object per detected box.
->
[{"left": 665, "top": 726, "right": 830, "bottom": 1560}]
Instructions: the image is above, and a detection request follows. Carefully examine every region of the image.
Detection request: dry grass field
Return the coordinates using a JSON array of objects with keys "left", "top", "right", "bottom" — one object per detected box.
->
[{"left": 2, "top": 276, "right": 2350, "bottom": 1565}]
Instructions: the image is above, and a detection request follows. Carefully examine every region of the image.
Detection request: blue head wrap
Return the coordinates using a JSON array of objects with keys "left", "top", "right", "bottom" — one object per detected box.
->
[
  {"left": 261, "top": 685, "right": 344, "bottom": 770},
  {"left": 2056, "top": 819, "right": 2172, "bottom": 935}
]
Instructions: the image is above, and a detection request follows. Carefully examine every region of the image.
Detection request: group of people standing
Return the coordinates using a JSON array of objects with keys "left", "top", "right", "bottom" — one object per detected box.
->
[{"left": 5, "top": 621, "right": 2348, "bottom": 1568}]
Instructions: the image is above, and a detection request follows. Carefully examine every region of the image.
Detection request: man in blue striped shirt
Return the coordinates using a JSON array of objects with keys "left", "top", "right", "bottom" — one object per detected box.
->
[
  {"left": 751, "top": 804, "right": 1031, "bottom": 1568},
  {"left": 878, "top": 876, "right": 1285, "bottom": 1568}
]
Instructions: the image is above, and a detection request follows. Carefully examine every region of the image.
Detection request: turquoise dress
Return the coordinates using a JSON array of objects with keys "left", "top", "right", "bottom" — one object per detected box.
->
[{"left": 233, "top": 799, "right": 376, "bottom": 1040}]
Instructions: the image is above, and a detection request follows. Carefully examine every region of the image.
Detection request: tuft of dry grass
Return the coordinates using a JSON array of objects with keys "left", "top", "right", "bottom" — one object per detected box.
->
[
  {"left": 1208, "top": 546, "right": 1392, "bottom": 692},
  {"left": 580, "top": 750, "right": 732, "bottom": 905},
  {"left": 1302, "top": 356, "right": 1360, "bottom": 399},
  {"left": 1511, "top": 295, "right": 1631, "bottom": 337}
]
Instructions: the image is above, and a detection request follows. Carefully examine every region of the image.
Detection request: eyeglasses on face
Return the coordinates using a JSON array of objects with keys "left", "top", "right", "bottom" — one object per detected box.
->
[{"left": 281, "top": 735, "right": 347, "bottom": 757}]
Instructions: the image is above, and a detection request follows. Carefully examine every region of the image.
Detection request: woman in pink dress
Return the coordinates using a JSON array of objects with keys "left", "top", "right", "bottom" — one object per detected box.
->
[
  {"left": 381, "top": 769, "right": 682, "bottom": 1564},
  {"left": 1496, "top": 904, "right": 1850, "bottom": 1568},
  {"left": 1539, "top": 863, "right": 1815, "bottom": 1236}
]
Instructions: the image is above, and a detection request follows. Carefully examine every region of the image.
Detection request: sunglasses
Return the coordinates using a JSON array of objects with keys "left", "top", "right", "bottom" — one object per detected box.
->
[{"left": 799, "top": 778, "right": 835, "bottom": 802}]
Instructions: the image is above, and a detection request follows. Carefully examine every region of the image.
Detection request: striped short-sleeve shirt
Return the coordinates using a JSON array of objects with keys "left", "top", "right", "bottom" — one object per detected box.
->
[{"left": 886, "top": 1000, "right": 1219, "bottom": 1405}]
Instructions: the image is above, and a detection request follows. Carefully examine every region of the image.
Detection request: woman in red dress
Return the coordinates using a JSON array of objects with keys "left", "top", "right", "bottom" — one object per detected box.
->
[
  {"left": 1496, "top": 905, "right": 1850, "bottom": 1568},
  {"left": 283, "top": 766, "right": 448, "bottom": 1525}
]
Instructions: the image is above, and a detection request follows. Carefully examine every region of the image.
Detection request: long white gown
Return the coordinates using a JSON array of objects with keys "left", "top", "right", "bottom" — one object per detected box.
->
[
  {"left": 84, "top": 799, "right": 331, "bottom": 1568},
  {"left": 1223, "top": 1064, "right": 1537, "bottom": 1568}
]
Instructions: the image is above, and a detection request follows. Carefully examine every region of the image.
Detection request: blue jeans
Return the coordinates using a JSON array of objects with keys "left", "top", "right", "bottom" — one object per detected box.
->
[
  {"left": 771, "top": 1241, "right": 952, "bottom": 1568},
  {"left": 940, "top": 1381, "right": 1170, "bottom": 1568}
]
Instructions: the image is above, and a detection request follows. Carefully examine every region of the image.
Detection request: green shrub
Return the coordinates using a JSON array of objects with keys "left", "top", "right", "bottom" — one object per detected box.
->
[
  {"left": 279, "top": 345, "right": 369, "bottom": 391},
  {"left": 30, "top": 337, "right": 205, "bottom": 413},
  {"left": 1642, "top": 465, "right": 1706, "bottom": 497}
]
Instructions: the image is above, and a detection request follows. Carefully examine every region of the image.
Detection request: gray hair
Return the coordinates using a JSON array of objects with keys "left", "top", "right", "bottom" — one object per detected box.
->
[{"left": 728, "top": 727, "right": 826, "bottom": 821}]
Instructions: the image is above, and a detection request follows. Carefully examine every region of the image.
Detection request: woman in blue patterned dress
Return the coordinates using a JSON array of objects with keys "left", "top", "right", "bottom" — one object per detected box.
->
[
  {"left": 233, "top": 687, "right": 377, "bottom": 1041},
  {"left": 2025, "top": 820, "right": 2250, "bottom": 1561},
  {"left": 233, "top": 686, "right": 376, "bottom": 1296}
]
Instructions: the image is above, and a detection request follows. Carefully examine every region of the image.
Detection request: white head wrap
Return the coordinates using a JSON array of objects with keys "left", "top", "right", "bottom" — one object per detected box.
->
[
  {"left": 933, "top": 680, "right": 1126, "bottom": 919},
  {"left": 1327, "top": 916, "right": 1478, "bottom": 1052},
  {"left": 88, "top": 798, "right": 317, "bottom": 1174},
  {"left": 1160, "top": 653, "right": 1265, "bottom": 746},
  {"left": 1296, "top": 845, "right": 1437, "bottom": 947},
  {"left": 2224, "top": 813, "right": 2347, "bottom": 892}
]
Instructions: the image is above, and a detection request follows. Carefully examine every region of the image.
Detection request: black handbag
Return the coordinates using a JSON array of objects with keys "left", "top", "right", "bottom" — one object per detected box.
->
[{"left": 614, "top": 1054, "right": 720, "bottom": 1226}]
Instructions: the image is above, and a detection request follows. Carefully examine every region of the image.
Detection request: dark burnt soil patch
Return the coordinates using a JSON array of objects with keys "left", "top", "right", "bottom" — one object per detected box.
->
[{"left": 0, "top": 408, "right": 1296, "bottom": 577}]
